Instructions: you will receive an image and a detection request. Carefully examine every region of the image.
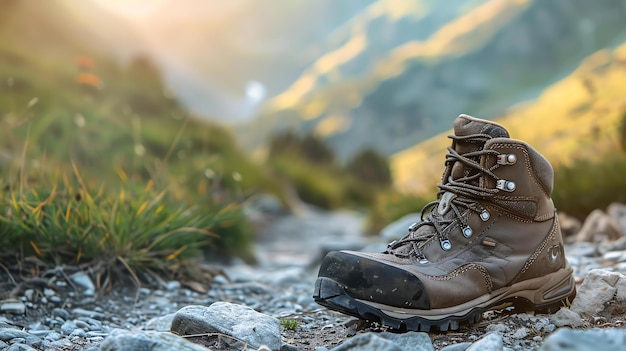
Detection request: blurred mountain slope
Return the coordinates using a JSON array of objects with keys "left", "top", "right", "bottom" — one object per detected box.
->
[
  {"left": 392, "top": 42, "right": 626, "bottom": 195},
  {"left": 244, "top": 0, "right": 626, "bottom": 159}
]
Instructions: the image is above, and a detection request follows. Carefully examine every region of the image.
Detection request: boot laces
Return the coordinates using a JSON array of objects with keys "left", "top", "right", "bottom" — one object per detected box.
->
[{"left": 387, "top": 134, "right": 505, "bottom": 259}]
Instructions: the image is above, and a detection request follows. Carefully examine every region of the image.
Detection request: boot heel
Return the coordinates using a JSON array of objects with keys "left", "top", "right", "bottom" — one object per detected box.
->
[{"left": 534, "top": 274, "right": 577, "bottom": 314}]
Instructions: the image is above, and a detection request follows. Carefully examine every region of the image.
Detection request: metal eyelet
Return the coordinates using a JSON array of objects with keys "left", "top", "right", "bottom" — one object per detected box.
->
[
  {"left": 480, "top": 210, "right": 490, "bottom": 221},
  {"left": 441, "top": 240, "right": 452, "bottom": 251},
  {"left": 419, "top": 257, "right": 429, "bottom": 264},
  {"left": 496, "top": 179, "right": 516, "bottom": 192},
  {"left": 408, "top": 222, "right": 418, "bottom": 232},
  {"left": 462, "top": 226, "right": 473, "bottom": 238},
  {"left": 497, "top": 153, "right": 517, "bottom": 165}
]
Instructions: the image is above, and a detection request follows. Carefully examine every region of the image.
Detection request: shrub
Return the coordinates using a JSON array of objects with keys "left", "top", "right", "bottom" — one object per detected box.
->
[
  {"left": 552, "top": 154, "right": 626, "bottom": 218},
  {"left": 347, "top": 148, "right": 392, "bottom": 186},
  {"left": 268, "top": 131, "right": 335, "bottom": 164}
]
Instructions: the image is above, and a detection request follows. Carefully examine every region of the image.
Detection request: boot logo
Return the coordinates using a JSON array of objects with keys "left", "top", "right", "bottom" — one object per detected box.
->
[{"left": 548, "top": 244, "right": 563, "bottom": 267}]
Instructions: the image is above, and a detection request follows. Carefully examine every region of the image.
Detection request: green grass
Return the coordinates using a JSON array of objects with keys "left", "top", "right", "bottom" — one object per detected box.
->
[
  {"left": 280, "top": 318, "right": 299, "bottom": 331},
  {"left": 0, "top": 159, "right": 251, "bottom": 287}
]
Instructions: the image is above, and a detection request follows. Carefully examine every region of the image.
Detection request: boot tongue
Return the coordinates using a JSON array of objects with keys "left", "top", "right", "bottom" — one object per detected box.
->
[{"left": 448, "top": 114, "right": 509, "bottom": 181}]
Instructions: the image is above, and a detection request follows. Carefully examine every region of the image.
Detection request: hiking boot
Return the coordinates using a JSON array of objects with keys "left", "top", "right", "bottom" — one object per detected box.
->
[{"left": 313, "top": 114, "right": 576, "bottom": 332}]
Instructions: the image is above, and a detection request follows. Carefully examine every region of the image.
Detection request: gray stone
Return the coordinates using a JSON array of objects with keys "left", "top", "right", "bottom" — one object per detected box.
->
[
  {"left": 0, "top": 329, "right": 33, "bottom": 341},
  {"left": 0, "top": 301, "right": 25, "bottom": 315},
  {"left": 576, "top": 209, "right": 622, "bottom": 242},
  {"left": 145, "top": 313, "right": 176, "bottom": 331},
  {"left": 602, "top": 251, "right": 626, "bottom": 262},
  {"left": 99, "top": 329, "right": 211, "bottom": 351},
  {"left": 539, "top": 328, "right": 626, "bottom": 351},
  {"left": 72, "top": 308, "right": 106, "bottom": 320},
  {"left": 70, "top": 271, "right": 96, "bottom": 292},
  {"left": 7, "top": 344, "right": 37, "bottom": 351},
  {"left": 166, "top": 281, "right": 181, "bottom": 291},
  {"left": 564, "top": 242, "right": 597, "bottom": 257},
  {"left": 23, "top": 290, "right": 36, "bottom": 302},
  {"left": 171, "top": 303, "right": 284, "bottom": 351},
  {"left": 485, "top": 323, "right": 508, "bottom": 334},
  {"left": 52, "top": 308, "right": 71, "bottom": 320},
  {"left": 466, "top": 332, "right": 503, "bottom": 351},
  {"left": 0, "top": 328, "right": 41, "bottom": 347},
  {"left": 377, "top": 332, "right": 434, "bottom": 351},
  {"left": 44, "top": 332, "right": 62, "bottom": 341},
  {"left": 380, "top": 213, "right": 422, "bottom": 242},
  {"left": 440, "top": 343, "right": 472, "bottom": 351},
  {"left": 571, "top": 269, "right": 623, "bottom": 316},
  {"left": 511, "top": 327, "right": 529, "bottom": 339},
  {"left": 61, "top": 320, "right": 78, "bottom": 335},
  {"left": 69, "top": 328, "right": 86, "bottom": 338},
  {"left": 601, "top": 236, "right": 626, "bottom": 253},
  {"left": 550, "top": 308, "right": 585, "bottom": 328},
  {"left": 330, "top": 334, "right": 404, "bottom": 351}
]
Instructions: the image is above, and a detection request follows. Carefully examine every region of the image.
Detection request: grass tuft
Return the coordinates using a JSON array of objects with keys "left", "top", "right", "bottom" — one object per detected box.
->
[
  {"left": 0, "top": 162, "right": 250, "bottom": 289},
  {"left": 280, "top": 318, "right": 299, "bottom": 331}
]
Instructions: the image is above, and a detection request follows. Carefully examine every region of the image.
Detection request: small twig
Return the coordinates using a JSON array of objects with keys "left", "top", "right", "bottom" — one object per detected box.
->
[
  {"left": 116, "top": 256, "right": 141, "bottom": 304},
  {"left": 276, "top": 309, "right": 327, "bottom": 318},
  {"left": 57, "top": 266, "right": 80, "bottom": 296},
  {"left": 0, "top": 261, "right": 17, "bottom": 287},
  {"left": 179, "top": 332, "right": 246, "bottom": 344}
]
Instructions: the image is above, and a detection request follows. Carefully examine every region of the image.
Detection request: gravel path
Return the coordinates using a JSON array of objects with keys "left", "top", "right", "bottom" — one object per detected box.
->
[{"left": 2, "top": 203, "right": 626, "bottom": 351}]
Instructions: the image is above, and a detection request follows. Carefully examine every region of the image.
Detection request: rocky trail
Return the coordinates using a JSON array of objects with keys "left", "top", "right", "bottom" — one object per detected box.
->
[{"left": 2, "top": 199, "right": 626, "bottom": 351}]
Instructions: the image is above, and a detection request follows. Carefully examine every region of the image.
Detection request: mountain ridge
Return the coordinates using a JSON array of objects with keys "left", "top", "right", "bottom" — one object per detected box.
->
[{"left": 244, "top": 0, "right": 626, "bottom": 160}]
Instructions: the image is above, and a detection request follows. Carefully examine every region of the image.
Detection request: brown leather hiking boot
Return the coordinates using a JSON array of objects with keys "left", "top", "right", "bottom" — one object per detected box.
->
[{"left": 313, "top": 114, "right": 576, "bottom": 332}]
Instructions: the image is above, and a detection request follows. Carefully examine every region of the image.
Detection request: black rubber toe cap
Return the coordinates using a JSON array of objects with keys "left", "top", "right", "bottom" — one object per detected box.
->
[{"left": 317, "top": 251, "right": 430, "bottom": 309}]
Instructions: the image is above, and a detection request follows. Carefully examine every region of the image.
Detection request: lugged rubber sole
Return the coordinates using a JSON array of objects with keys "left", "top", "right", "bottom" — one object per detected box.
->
[{"left": 313, "top": 268, "right": 576, "bottom": 332}]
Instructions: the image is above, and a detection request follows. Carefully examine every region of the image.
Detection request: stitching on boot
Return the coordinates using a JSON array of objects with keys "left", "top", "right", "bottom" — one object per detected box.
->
[
  {"left": 516, "top": 217, "right": 558, "bottom": 277},
  {"left": 425, "top": 263, "right": 493, "bottom": 292},
  {"left": 491, "top": 143, "right": 551, "bottom": 197}
]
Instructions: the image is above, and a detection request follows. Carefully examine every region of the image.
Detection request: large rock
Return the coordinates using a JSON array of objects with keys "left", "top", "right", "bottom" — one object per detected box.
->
[
  {"left": 145, "top": 313, "right": 176, "bottom": 332},
  {"left": 575, "top": 209, "right": 623, "bottom": 242},
  {"left": 539, "top": 328, "right": 626, "bottom": 351},
  {"left": 570, "top": 269, "right": 623, "bottom": 317},
  {"left": 99, "top": 329, "right": 211, "bottom": 351},
  {"left": 552, "top": 269, "right": 626, "bottom": 327},
  {"left": 607, "top": 202, "right": 626, "bottom": 234},
  {"left": 550, "top": 308, "right": 585, "bottom": 328},
  {"left": 170, "top": 303, "right": 289, "bottom": 351}
]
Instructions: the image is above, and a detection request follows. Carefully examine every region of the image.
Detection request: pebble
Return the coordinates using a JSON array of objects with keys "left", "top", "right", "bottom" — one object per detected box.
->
[
  {"left": 0, "top": 301, "right": 26, "bottom": 315},
  {"left": 466, "top": 332, "right": 503, "bottom": 351}
]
